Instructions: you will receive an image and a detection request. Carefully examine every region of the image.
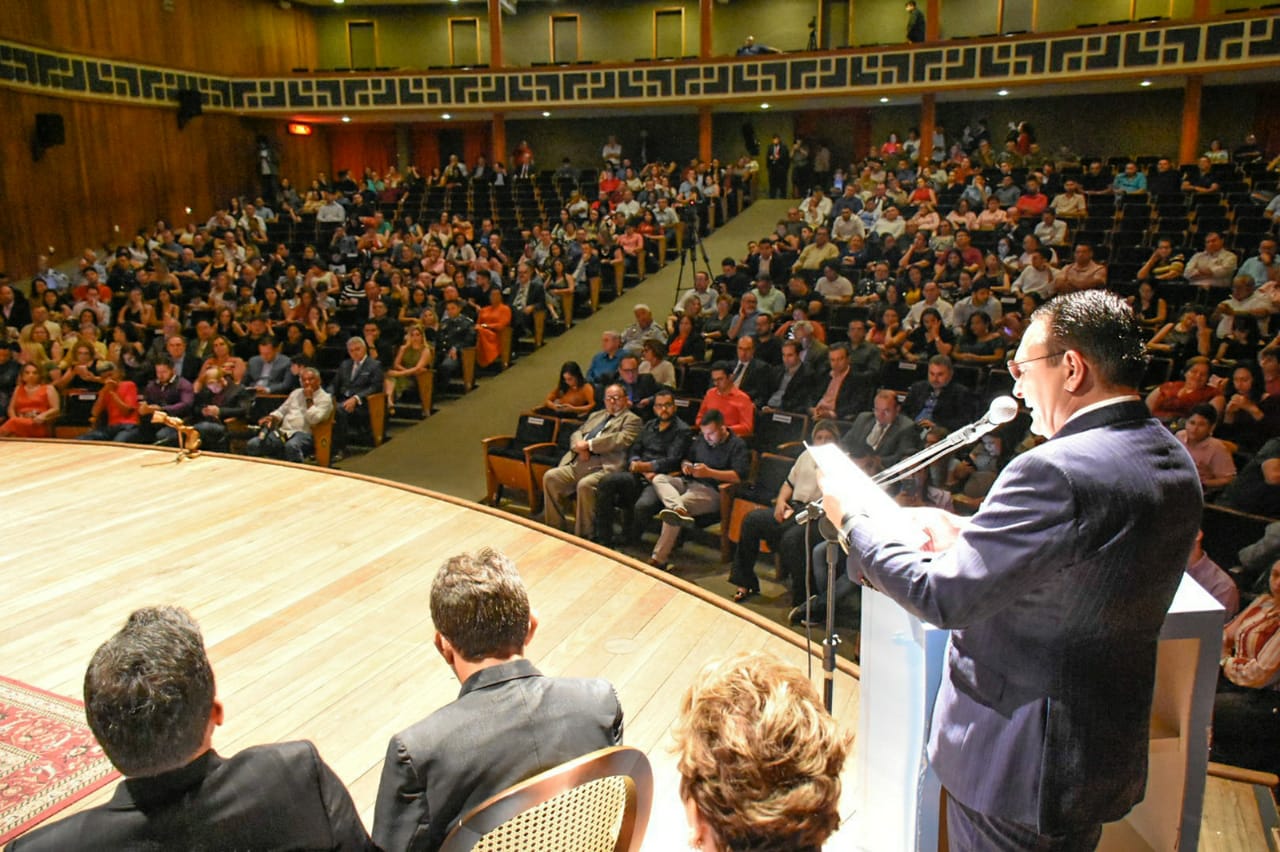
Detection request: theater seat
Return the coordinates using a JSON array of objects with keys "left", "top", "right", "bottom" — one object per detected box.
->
[{"left": 482, "top": 413, "right": 560, "bottom": 510}]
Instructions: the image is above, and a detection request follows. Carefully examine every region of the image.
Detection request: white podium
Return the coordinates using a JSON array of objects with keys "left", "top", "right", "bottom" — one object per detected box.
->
[{"left": 852, "top": 574, "right": 1223, "bottom": 852}]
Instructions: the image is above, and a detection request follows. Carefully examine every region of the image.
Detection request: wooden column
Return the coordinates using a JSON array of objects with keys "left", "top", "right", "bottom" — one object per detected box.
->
[
  {"left": 492, "top": 112, "right": 507, "bottom": 166},
  {"left": 925, "top": 0, "right": 941, "bottom": 41},
  {"left": 1180, "top": 76, "right": 1202, "bottom": 166},
  {"left": 699, "top": 106, "right": 712, "bottom": 164},
  {"left": 919, "top": 94, "right": 936, "bottom": 168},
  {"left": 700, "top": 0, "right": 713, "bottom": 58},
  {"left": 488, "top": 0, "right": 504, "bottom": 68}
]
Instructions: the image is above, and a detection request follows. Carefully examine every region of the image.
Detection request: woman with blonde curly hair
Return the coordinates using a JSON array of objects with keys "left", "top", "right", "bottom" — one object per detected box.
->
[{"left": 674, "top": 651, "right": 849, "bottom": 852}]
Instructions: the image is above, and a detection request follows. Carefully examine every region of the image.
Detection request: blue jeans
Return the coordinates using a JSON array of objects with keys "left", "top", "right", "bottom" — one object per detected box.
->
[{"left": 246, "top": 430, "right": 314, "bottom": 463}]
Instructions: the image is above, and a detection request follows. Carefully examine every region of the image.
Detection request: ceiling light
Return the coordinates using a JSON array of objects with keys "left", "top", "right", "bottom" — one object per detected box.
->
[
  {"left": 760, "top": 102, "right": 770, "bottom": 110},
  {"left": 996, "top": 89, "right": 1009, "bottom": 96},
  {"left": 333, "top": 0, "right": 343, "bottom": 4},
  {"left": 1139, "top": 79, "right": 1152, "bottom": 87},
  {"left": 879, "top": 96, "right": 890, "bottom": 103},
  {"left": 542, "top": 111, "right": 551, "bottom": 117},
  {"left": 341, "top": 115, "right": 351, "bottom": 122},
  {"left": 442, "top": 113, "right": 452, "bottom": 120}
]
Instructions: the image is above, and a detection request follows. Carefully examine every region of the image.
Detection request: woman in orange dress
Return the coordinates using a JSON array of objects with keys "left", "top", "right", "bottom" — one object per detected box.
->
[
  {"left": 1, "top": 363, "right": 60, "bottom": 437},
  {"left": 540, "top": 361, "right": 595, "bottom": 416},
  {"left": 475, "top": 288, "right": 512, "bottom": 368}
]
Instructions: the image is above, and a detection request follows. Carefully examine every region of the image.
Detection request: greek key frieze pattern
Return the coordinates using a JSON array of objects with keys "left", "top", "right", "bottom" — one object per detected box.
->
[{"left": 1, "top": 14, "right": 1277, "bottom": 114}]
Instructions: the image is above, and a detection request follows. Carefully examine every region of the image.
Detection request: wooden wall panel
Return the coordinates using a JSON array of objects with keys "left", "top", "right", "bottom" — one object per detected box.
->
[
  {"left": 411, "top": 127, "right": 442, "bottom": 174},
  {"left": 0, "top": 90, "right": 332, "bottom": 281},
  {"left": 329, "top": 126, "right": 399, "bottom": 182},
  {"left": 0, "top": 0, "right": 317, "bottom": 75}
]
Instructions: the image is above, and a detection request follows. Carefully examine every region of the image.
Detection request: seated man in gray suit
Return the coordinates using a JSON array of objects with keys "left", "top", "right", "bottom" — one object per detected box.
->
[
  {"left": 329, "top": 336, "right": 384, "bottom": 454},
  {"left": 244, "top": 336, "right": 295, "bottom": 395},
  {"left": 9, "top": 606, "right": 372, "bottom": 851},
  {"left": 372, "top": 548, "right": 623, "bottom": 852},
  {"left": 542, "top": 383, "right": 643, "bottom": 539},
  {"left": 840, "top": 388, "right": 922, "bottom": 473},
  {"left": 823, "top": 291, "right": 1203, "bottom": 849}
]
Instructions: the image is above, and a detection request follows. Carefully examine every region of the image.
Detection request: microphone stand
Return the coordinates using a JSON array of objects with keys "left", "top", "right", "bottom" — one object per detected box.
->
[{"left": 794, "top": 499, "right": 843, "bottom": 713}]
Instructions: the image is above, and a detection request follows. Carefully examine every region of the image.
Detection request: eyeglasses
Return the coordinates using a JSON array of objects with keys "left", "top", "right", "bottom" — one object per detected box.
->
[{"left": 1007, "top": 351, "right": 1064, "bottom": 380}]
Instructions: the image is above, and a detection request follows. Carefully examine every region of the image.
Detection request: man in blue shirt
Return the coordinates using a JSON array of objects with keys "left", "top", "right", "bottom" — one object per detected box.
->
[{"left": 585, "top": 330, "right": 625, "bottom": 385}]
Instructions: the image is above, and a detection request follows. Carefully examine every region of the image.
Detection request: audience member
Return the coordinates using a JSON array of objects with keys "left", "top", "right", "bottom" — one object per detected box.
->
[
  {"left": 731, "top": 419, "right": 842, "bottom": 604},
  {"left": 1212, "top": 559, "right": 1280, "bottom": 777},
  {"left": 902, "top": 354, "right": 974, "bottom": 432},
  {"left": 246, "top": 366, "right": 334, "bottom": 463},
  {"left": 675, "top": 652, "right": 848, "bottom": 852},
  {"left": 1, "top": 362, "right": 59, "bottom": 437},
  {"left": 1175, "top": 404, "right": 1236, "bottom": 492},
  {"left": 592, "top": 388, "right": 692, "bottom": 547},
  {"left": 696, "top": 361, "right": 755, "bottom": 437},
  {"left": 647, "top": 409, "right": 749, "bottom": 571},
  {"left": 372, "top": 548, "right": 623, "bottom": 852},
  {"left": 1146, "top": 356, "right": 1220, "bottom": 424},
  {"left": 9, "top": 606, "right": 373, "bottom": 851},
  {"left": 542, "top": 383, "right": 642, "bottom": 538}
]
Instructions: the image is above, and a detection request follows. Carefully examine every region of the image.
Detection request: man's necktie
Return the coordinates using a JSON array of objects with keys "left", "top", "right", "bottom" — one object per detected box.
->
[
  {"left": 732, "top": 361, "right": 746, "bottom": 386},
  {"left": 583, "top": 415, "right": 612, "bottom": 441}
]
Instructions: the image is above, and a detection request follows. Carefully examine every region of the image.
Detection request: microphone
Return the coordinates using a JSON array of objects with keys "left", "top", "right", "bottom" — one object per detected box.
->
[{"left": 872, "top": 395, "right": 1019, "bottom": 487}]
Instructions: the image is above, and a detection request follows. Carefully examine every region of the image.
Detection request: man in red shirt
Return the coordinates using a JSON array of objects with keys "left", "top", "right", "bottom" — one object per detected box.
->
[
  {"left": 696, "top": 362, "right": 754, "bottom": 438},
  {"left": 78, "top": 362, "right": 141, "bottom": 443}
]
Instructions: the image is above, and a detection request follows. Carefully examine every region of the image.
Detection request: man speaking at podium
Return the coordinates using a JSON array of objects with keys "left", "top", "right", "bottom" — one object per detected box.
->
[{"left": 823, "top": 291, "right": 1202, "bottom": 850}]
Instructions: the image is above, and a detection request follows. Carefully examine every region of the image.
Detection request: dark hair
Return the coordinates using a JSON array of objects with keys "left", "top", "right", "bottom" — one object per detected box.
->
[
  {"left": 84, "top": 606, "right": 215, "bottom": 776},
  {"left": 1230, "top": 361, "right": 1264, "bottom": 402},
  {"left": 1030, "top": 290, "right": 1147, "bottom": 388},
  {"left": 654, "top": 387, "right": 676, "bottom": 405},
  {"left": 1188, "top": 403, "right": 1217, "bottom": 425},
  {"left": 557, "top": 360, "right": 586, "bottom": 393},
  {"left": 701, "top": 408, "right": 725, "bottom": 427},
  {"left": 710, "top": 359, "right": 733, "bottom": 377},
  {"left": 430, "top": 547, "right": 530, "bottom": 661}
]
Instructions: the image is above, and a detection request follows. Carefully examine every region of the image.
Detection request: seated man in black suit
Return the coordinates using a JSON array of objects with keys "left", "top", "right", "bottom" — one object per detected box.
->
[
  {"left": 901, "top": 354, "right": 975, "bottom": 433},
  {"left": 840, "top": 388, "right": 922, "bottom": 473},
  {"left": 187, "top": 365, "right": 253, "bottom": 452},
  {"left": 727, "top": 335, "right": 774, "bottom": 409},
  {"left": 761, "top": 340, "right": 817, "bottom": 414},
  {"left": 329, "top": 336, "right": 384, "bottom": 454},
  {"left": 9, "top": 606, "right": 372, "bottom": 851},
  {"left": 810, "top": 343, "right": 875, "bottom": 421},
  {"left": 373, "top": 547, "right": 623, "bottom": 852}
]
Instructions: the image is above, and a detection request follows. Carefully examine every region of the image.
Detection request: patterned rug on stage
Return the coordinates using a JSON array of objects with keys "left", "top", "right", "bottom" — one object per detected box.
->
[{"left": 0, "top": 676, "right": 119, "bottom": 845}]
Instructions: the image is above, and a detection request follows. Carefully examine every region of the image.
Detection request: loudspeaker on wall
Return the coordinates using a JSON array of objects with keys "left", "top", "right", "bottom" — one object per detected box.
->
[
  {"left": 176, "top": 89, "right": 203, "bottom": 129},
  {"left": 31, "top": 113, "right": 65, "bottom": 161}
]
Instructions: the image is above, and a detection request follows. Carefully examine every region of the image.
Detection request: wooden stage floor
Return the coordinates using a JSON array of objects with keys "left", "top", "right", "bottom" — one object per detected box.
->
[{"left": 0, "top": 440, "right": 861, "bottom": 848}]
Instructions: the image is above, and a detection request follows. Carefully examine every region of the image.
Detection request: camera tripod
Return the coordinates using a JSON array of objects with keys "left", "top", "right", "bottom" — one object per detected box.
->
[{"left": 673, "top": 203, "right": 716, "bottom": 306}]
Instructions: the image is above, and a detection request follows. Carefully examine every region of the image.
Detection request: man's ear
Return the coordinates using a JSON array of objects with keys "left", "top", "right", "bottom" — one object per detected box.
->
[
  {"left": 1063, "top": 349, "right": 1087, "bottom": 394},
  {"left": 524, "top": 610, "right": 539, "bottom": 648},
  {"left": 434, "top": 631, "right": 454, "bottom": 666},
  {"left": 210, "top": 698, "right": 225, "bottom": 728}
]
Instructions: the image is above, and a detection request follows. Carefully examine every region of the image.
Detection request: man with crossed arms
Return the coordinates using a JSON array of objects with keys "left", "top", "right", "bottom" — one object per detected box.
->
[{"left": 542, "top": 383, "right": 642, "bottom": 539}]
